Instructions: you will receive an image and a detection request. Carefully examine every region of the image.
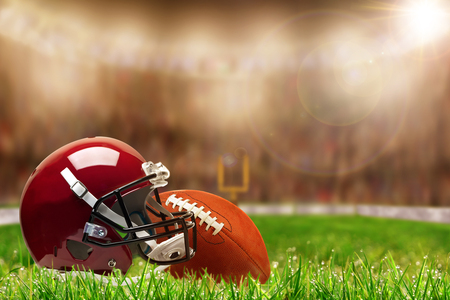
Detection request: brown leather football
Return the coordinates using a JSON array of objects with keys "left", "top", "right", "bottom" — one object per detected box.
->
[{"left": 151, "top": 190, "right": 270, "bottom": 284}]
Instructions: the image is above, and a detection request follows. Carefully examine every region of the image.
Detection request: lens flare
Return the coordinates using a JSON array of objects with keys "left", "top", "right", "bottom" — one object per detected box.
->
[
  {"left": 383, "top": 0, "right": 450, "bottom": 60},
  {"left": 246, "top": 10, "right": 408, "bottom": 175},
  {"left": 405, "top": 1, "right": 448, "bottom": 43},
  {"left": 297, "top": 40, "right": 387, "bottom": 126}
]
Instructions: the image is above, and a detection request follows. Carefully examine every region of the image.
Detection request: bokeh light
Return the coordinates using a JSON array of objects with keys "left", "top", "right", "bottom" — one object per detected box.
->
[
  {"left": 247, "top": 11, "right": 409, "bottom": 175},
  {"left": 0, "top": 1, "right": 449, "bottom": 205},
  {"left": 297, "top": 40, "right": 386, "bottom": 126}
]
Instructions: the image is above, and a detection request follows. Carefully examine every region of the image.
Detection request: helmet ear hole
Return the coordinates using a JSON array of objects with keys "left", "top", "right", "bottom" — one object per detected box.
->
[{"left": 66, "top": 240, "right": 93, "bottom": 261}]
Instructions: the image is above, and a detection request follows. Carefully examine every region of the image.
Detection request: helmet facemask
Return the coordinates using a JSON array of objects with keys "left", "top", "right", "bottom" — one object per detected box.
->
[{"left": 61, "top": 161, "right": 197, "bottom": 266}]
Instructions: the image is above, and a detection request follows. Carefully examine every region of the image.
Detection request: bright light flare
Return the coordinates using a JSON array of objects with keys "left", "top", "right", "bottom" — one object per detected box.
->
[{"left": 403, "top": 1, "right": 449, "bottom": 43}]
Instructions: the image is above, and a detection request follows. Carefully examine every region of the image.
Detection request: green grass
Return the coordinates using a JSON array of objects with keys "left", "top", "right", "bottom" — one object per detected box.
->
[
  {"left": 0, "top": 224, "right": 28, "bottom": 275},
  {"left": 2, "top": 215, "right": 450, "bottom": 299},
  {"left": 251, "top": 215, "right": 450, "bottom": 269}
]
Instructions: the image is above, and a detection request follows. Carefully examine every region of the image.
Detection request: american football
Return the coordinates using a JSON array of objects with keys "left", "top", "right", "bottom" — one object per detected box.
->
[{"left": 151, "top": 190, "right": 271, "bottom": 284}]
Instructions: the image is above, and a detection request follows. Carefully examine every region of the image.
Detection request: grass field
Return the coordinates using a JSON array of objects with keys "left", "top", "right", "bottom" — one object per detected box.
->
[
  {"left": 1, "top": 215, "right": 450, "bottom": 298},
  {"left": 251, "top": 215, "right": 450, "bottom": 268}
]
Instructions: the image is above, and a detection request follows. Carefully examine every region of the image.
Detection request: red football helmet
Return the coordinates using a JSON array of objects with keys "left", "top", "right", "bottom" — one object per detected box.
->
[{"left": 20, "top": 137, "right": 196, "bottom": 275}]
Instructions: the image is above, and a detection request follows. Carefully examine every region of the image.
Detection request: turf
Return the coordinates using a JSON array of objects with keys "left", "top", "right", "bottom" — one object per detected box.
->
[
  {"left": 2, "top": 215, "right": 450, "bottom": 299},
  {"left": 3, "top": 215, "right": 450, "bottom": 273},
  {"left": 251, "top": 215, "right": 450, "bottom": 268},
  {"left": 0, "top": 224, "right": 28, "bottom": 274}
]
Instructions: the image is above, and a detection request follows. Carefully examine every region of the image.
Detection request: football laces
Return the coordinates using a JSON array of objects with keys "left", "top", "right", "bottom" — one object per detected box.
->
[{"left": 165, "top": 195, "right": 224, "bottom": 236}]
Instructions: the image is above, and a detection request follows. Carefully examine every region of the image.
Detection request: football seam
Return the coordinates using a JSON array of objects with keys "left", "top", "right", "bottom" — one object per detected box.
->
[
  {"left": 180, "top": 195, "right": 268, "bottom": 279},
  {"left": 221, "top": 228, "right": 269, "bottom": 280},
  {"left": 166, "top": 192, "right": 268, "bottom": 279},
  {"left": 198, "top": 229, "right": 225, "bottom": 245}
]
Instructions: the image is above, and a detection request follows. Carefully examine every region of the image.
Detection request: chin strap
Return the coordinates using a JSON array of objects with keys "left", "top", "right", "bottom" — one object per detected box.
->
[
  {"left": 147, "top": 233, "right": 194, "bottom": 262},
  {"left": 60, "top": 164, "right": 190, "bottom": 265}
]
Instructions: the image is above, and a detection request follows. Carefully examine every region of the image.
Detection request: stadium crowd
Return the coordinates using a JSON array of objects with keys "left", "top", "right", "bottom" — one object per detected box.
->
[{"left": 0, "top": 25, "right": 450, "bottom": 207}]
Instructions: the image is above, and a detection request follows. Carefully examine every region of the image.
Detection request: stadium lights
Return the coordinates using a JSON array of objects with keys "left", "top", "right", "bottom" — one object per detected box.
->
[{"left": 401, "top": 0, "right": 450, "bottom": 44}]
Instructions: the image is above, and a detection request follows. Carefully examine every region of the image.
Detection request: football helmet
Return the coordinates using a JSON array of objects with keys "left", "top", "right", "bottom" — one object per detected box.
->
[{"left": 20, "top": 136, "right": 196, "bottom": 275}]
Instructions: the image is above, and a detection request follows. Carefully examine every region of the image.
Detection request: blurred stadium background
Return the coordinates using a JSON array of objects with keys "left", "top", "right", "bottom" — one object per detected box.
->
[{"left": 0, "top": 0, "right": 450, "bottom": 208}]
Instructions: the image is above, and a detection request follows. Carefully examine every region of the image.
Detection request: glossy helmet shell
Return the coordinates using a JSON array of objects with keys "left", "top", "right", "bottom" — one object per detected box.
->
[{"left": 20, "top": 137, "right": 148, "bottom": 274}]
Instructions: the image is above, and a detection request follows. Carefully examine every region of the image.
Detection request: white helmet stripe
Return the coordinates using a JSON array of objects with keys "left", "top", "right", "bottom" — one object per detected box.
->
[
  {"left": 61, "top": 168, "right": 98, "bottom": 208},
  {"left": 60, "top": 167, "right": 158, "bottom": 249}
]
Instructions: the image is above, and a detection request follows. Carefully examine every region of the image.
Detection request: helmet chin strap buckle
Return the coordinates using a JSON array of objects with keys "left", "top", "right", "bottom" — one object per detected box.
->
[
  {"left": 142, "top": 162, "right": 170, "bottom": 188},
  {"left": 148, "top": 233, "right": 194, "bottom": 263}
]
